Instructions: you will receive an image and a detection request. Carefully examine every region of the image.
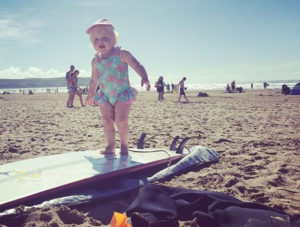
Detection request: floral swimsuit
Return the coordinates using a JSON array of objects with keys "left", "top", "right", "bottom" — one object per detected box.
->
[{"left": 93, "top": 47, "right": 137, "bottom": 105}]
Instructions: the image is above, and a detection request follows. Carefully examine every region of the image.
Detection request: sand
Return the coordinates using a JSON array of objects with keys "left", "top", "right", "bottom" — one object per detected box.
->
[{"left": 0, "top": 89, "right": 300, "bottom": 226}]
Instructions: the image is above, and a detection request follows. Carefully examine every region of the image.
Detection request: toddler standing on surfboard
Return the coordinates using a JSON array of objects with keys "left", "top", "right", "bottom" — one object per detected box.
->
[{"left": 84, "top": 19, "right": 151, "bottom": 155}]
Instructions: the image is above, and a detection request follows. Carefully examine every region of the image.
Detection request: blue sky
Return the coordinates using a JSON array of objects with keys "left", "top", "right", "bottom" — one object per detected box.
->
[{"left": 0, "top": 0, "right": 299, "bottom": 85}]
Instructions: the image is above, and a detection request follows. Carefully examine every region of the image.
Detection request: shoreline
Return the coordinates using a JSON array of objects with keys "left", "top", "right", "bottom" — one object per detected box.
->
[{"left": 1, "top": 78, "right": 298, "bottom": 93}]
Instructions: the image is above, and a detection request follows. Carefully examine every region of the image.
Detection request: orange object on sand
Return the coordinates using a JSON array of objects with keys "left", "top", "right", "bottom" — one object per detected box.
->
[{"left": 110, "top": 212, "right": 132, "bottom": 227}]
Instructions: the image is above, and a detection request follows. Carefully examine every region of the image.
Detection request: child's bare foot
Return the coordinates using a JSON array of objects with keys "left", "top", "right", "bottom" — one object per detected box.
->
[
  {"left": 100, "top": 145, "right": 115, "bottom": 155},
  {"left": 120, "top": 145, "right": 128, "bottom": 155}
]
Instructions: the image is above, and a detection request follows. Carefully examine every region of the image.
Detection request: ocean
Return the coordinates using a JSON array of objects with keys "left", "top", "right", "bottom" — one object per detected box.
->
[{"left": 0, "top": 80, "right": 298, "bottom": 94}]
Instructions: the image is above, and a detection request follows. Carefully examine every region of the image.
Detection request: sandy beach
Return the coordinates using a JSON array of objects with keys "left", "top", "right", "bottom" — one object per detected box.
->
[{"left": 0, "top": 89, "right": 300, "bottom": 226}]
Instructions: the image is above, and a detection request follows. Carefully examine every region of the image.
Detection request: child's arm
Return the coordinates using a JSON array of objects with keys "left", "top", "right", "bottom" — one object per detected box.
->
[
  {"left": 120, "top": 50, "right": 151, "bottom": 91},
  {"left": 84, "top": 59, "right": 98, "bottom": 106}
]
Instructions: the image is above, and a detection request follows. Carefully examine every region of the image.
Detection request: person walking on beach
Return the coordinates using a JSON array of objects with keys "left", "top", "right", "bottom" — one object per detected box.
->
[
  {"left": 66, "top": 65, "right": 75, "bottom": 107},
  {"left": 178, "top": 77, "right": 189, "bottom": 102},
  {"left": 263, "top": 81, "right": 269, "bottom": 89},
  {"left": 69, "top": 70, "right": 84, "bottom": 107},
  {"left": 155, "top": 76, "right": 166, "bottom": 101},
  {"left": 84, "top": 19, "right": 151, "bottom": 155},
  {"left": 166, "top": 83, "right": 170, "bottom": 93},
  {"left": 231, "top": 80, "right": 236, "bottom": 92},
  {"left": 226, "top": 84, "right": 231, "bottom": 93}
]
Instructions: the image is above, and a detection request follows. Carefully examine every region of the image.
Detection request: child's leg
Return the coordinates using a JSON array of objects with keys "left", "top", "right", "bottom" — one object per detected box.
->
[
  {"left": 67, "top": 92, "right": 72, "bottom": 107},
  {"left": 66, "top": 95, "right": 70, "bottom": 107},
  {"left": 77, "top": 92, "right": 84, "bottom": 107},
  {"left": 99, "top": 103, "right": 116, "bottom": 154},
  {"left": 115, "top": 102, "right": 132, "bottom": 155},
  {"left": 70, "top": 93, "right": 75, "bottom": 107},
  {"left": 69, "top": 93, "right": 75, "bottom": 107}
]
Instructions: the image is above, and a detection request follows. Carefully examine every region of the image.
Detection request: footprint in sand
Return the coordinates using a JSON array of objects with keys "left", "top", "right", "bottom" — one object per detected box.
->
[
  {"left": 278, "top": 168, "right": 289, "bottom": 174},
  {"left": 250, "top": 193, "right": 270, "bottom": 203},
  {"left": 215, "top": 138, "right": 232, "bottom": 144},
  {"left": 265, "top": 151, "right": 277, "bottom": 155},
  {"left": 236, "top": 185, "right": 246, "bottom": 193},
  {"left": 254, "top": 156, "right": 263, "bottom": 160},
  {"left": 268, "top": 175, "right": 285, "bottom": 187},
  {"left": 242, "top": 165, "right": 264, "bottom": 176},
  {"left": 225, "top": 178, "right": 239, "bottom": 188},
  {"left": 8, "top": 146, "right": 20, "bottom": 153}
]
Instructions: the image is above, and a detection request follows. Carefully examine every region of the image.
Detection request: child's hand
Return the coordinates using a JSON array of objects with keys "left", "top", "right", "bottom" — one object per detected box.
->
[
  {"left": 141, "top": 79, "right": 151, "bottom": 91},
  {"left": 84, "top": 96, "right": 93, "bottom": 106}
]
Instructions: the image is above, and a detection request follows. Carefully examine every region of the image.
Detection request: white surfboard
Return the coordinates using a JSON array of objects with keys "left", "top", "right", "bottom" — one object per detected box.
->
[{"left": 0, "top": 149, "right": 185, "bottom": 211}]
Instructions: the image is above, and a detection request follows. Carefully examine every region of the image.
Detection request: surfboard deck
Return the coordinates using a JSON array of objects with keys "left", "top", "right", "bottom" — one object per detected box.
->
[{"left": 0, "top": 148, "right": 185, "bottom": 211}]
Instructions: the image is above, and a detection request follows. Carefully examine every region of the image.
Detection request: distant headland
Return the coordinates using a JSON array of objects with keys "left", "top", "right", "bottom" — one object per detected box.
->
[{"left": 0, "top": 77, "right": 90, "bottom": 89}]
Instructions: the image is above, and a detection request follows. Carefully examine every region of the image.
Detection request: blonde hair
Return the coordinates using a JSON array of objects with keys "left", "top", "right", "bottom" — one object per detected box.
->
[{"left": 113, "top": 30, "right": 119, "bottom": 46}]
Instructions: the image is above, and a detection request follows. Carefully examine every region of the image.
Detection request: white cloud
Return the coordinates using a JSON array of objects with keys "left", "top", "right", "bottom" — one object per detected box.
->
[
  {"left": 0, "top": 67, "right": 61, "bottom": 79},
  {"left": 0, "top": 12, "right": 43, "bottom": 46},
  {"left": 0, "top": 67, "right": 90, "bottom": 79},
  {"left": 77, "top": 69, "right": 90, "bottom": 78}
]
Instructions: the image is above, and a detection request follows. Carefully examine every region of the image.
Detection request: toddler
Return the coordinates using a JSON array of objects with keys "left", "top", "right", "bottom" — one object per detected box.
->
[{"left": 84, "top": 19, "right": 151, "bottom": 155}]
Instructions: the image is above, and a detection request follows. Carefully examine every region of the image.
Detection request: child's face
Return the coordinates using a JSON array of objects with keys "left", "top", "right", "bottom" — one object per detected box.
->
[{"left": 90, "top": 26, "right": 115, "bottom": 55}]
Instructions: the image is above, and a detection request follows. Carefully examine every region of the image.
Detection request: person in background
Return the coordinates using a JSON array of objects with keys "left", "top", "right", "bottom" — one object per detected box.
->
[
  {"left": 263, "top": 81, "right": 269, "bottom": 89},
  {"left": 155, "top": 76, "right": 166, "bottom": 101},
  {"left": 166, "top": 83, "right": 170, "bottom": 93},
  {"left": 66, "top": 65, "right": 75, "bottom": 107},
  {"left": 69, "top": 70, "right": 84, "bottom": 107},
  {"left": 226, "top": 84, "right": 231, "bottom": 93},
  {"left": 231, "top": 80, "right": 236, "bottom": 92},
  {"left": 178, "top": 77, "right": 189, "bottom": 102}
]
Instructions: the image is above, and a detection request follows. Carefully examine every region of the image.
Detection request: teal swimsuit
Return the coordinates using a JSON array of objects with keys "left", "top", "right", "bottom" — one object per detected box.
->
[{"left": 93, "top": 47, "right": 137, "bottom": 105}]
